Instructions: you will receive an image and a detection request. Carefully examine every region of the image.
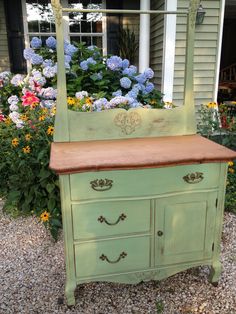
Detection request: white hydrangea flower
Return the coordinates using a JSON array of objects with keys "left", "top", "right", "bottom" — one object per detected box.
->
[
  {"left": 75, "top": 91, "right": 88, "bottom": 100},
  {"left": 9, "top": 104, "right": 19, "bottom": 111},
  {"left": 8, "top": 95, "right": 19, "bottom": 105},
  {"left": 9, "top": 111, "right": 20, "bottom": 123}
]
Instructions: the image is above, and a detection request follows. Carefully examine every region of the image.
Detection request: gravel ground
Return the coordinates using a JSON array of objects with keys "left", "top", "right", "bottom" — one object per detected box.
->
[{"left": 0, "top": 199, "right": 236, "bottom": 314}]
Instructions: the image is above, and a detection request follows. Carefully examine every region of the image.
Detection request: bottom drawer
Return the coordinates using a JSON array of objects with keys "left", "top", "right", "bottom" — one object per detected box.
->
[{"left": 75, "top": 236, "right": 150, "bottom": 278}]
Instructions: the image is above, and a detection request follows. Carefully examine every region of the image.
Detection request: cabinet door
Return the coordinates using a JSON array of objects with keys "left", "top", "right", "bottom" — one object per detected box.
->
[{"left": 155, "top": 192, "right": 217, "bottom": 266}]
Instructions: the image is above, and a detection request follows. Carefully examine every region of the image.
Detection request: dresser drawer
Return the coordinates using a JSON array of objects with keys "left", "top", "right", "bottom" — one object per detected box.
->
[
  {"left": 72, "top": 200, "right": 150, "bottom": 240},
  {"left": 70, "top": 163, "right": 220, "bottom": 201},
  {"left": 74, "top": 236, "right": 150, "bottom": 278}
]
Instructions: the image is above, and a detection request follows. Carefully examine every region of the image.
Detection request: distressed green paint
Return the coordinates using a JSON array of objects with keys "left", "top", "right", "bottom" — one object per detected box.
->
[{"left": 51, "top": 0, "right": 229, "bottom": 306}]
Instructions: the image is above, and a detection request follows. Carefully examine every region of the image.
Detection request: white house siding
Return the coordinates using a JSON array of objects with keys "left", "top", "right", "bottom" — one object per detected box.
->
[
  {"left": 0, "top": 0, "right": 10, "bottom": 72},
  {"left": 173, "top": 0, "right": 221, "bottom": 107},
  {"left": 150, "top": 0, "right": 165, "bottom": 91}
]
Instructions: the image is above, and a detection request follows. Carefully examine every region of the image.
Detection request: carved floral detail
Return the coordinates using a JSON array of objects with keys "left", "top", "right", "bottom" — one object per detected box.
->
[{"left": 114, "top": 112, "right": 142, "bottom": 135}]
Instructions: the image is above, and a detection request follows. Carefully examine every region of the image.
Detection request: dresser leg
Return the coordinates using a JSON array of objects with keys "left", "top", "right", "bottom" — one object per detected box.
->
[
  {"left": 65, "top": 282, "right": 76, "bottom": 306},
  {"left": 209, "top": 261, "right": 221, "bottom": 286}
]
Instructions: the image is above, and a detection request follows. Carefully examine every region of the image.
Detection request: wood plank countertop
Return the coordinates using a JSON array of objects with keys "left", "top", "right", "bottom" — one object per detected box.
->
[{"left": 49, "top": 135, "right": 236, "bottom": 174}]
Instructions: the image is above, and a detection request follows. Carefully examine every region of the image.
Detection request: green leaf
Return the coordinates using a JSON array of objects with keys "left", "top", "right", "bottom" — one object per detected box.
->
[{"left": 46, "top": 183, "right": 55, "bottom": 193}]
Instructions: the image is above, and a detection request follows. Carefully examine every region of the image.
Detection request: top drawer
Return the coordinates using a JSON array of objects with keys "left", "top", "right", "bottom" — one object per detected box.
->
[{"left": 70, "top": 163, "right": 220, "bottom": 201}]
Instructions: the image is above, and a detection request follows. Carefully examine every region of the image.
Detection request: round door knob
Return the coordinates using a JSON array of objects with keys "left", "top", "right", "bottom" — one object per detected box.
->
[{"left": 157, "top": 230, "right": 163, "bottom": 236}]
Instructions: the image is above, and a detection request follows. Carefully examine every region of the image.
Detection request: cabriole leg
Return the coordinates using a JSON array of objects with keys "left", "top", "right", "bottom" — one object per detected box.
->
[
  {"left": 65, "top": 281, "right": 76, "bottom": 306},
  {"left": 209, "top": 261, "right": 222, "bottom": 286}
]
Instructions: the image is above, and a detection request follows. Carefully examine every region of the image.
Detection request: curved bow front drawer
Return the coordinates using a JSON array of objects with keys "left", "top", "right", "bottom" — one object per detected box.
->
[
  {"left": 74, "top": 236, "right": 150, "bottom": 278},
  {"left": 72, "top": 200, "right": 150, "bottom": 240},
  {"left": 70, "top": 163, "right": 220, "bottom": 201}
]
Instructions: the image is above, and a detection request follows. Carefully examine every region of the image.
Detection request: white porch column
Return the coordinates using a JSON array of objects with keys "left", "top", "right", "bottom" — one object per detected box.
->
[{"left": 139, "top": 0, "right": 150, "bottom": 72}]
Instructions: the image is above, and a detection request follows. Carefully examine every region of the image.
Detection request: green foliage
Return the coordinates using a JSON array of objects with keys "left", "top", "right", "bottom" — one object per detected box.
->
[
  {"left": 156, "top": 300, "right": 164, "bottom": 314},
  {"left": 118, "top": 26, "right": 139, "bottom": 64},
  {"left": 197, "top": 102, "right": 236, "bottom": 214}
]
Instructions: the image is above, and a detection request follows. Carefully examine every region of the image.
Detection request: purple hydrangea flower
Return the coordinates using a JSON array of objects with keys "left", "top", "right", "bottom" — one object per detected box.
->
[
  {"left": 23, "top": 48, "right": 35, "bottom": 61},
  {"left": 43, "top": 65, "right": 57, "bottom": 78},
  {"left": 112, "top": 90, "right": 122, "bottom": 97},
  {"left": 80, "top": 60, "right": 88, "bottom": 71},
  {"left": 41, "top": 100, "right": 55, "bottom": 109},
  {"left": 75, "top": 91, "right": 88, "bottom": 99},
  {"left": 93, "top": 98, "right": 109, "bottom": 111},
  {"left": 46, "top": 36, "right": 57, "bottom": 49},
  {"left": 122, "top": 59, "right": 130, "bottom": 69},
  {"left": 42, "top": 59, "right": 53, "bottom": 68},
  {"left": 30, "top": 54, "right": 43, "bottom": 65},
  {"left": 8, "top": 95, "right": 19, "bottom": 105},
  {"left": 106, "top": 56, "right": 122, "bottom": 71},
  {"left": 40, "top": 87, "right": 57, "bottom": 99},
  {"left": 145, "top": 82, "right": 154, "bottom": 93},
  {"left": 30, "top": 37, "right": 42, "bottom": 49},
  {"left": 64, "top": 42, "right": 78, "bottom": 56},
  {"left": 11, "top": 74, "right": 24, "bottom": 86},
  {"left": 144, "top": 68, "right": 154, "bottom": 79},
  {"left": 120, "top": 77, "right": 132, "bottom": 89}
]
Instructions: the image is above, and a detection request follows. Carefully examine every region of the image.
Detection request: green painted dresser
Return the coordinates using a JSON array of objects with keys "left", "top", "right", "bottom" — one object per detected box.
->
[{"left": 49, "top": 0, "right": 236, "bottom": 306}]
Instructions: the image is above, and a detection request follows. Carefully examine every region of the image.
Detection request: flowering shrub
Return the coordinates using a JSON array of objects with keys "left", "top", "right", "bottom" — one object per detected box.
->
[
  {"left": 197, "top": 102, "right": 236, "bottom": 214},
  {"left": 0, "top": 36, "right": 166, "bottom": 239}
]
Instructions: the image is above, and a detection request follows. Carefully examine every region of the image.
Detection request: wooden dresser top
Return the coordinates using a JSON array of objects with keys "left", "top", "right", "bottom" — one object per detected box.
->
[{"left": 50, "top": 135, "right": 236, "bottom": 174}]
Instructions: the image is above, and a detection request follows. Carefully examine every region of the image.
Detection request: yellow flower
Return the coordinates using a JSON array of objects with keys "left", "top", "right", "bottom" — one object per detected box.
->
[
  {"left": 25, "top": 134, "right": 32, "bottom": 141},
  {"left": 30, "top": 103, "right": 38, "bottom": 110},
  {"left": 67, "top": 97, "right": 76, "bottom": 105},
  {"left": 41, "top": 108, "right": 48, "bottom": 114},
  {"left": 51, "top": 107, "right": 56, "bottom": 115},
  {"left": 5, "top": 117, "right": 12, "bottom": 125},
  {"left": 22, "top": 146, "right": 31, "bottom": 154},
  {"left": 40, "top": 211, "right": 50, "bottom": 222},
  {"left": 20, "top": 114, "right": 28, "bottom": 121},
  {"left": 12, "top": 138, "right": 19, "bottom": 147},
  {"left": 228, "top": 168, "right": 235, "bottom": 174},
  {"left": 150, "top": 99, "right": 157, "bottom": 105},
  {"left": 38, "top": 115, "right": 46, "bottom": 121},
  {"left": 228, "top": 161, "right": 234, "bottom": 167},
  {"left": 85, "top": 97, "right": 92, "bottom": 105},
  {"left": 47, "top": 126, "right": 54, "bottom": 135},
  {"left": 207, "top": 102, "right": 218, "bottom": 109}
]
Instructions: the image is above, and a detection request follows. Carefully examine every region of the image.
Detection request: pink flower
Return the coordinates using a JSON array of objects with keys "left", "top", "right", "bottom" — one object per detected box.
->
[
  {"left": 0, "top": 114, "right": 5, "bottom": 122},
  {"left": 21, "top": 91, "right": 40, "bottom": 107}
]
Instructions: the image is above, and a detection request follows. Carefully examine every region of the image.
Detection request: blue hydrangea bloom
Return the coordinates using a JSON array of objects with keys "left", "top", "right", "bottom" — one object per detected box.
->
[
  {"left": 145, "top": 82, "right": 154, "bottom": 93},
  {"left": 135, "top": 74, "right": 147, "bottom": 84},
  {"left": 30, "top": 54, "right": 43, "bottom": 65},
  {"left": 43, "top": 65, "right": 57, "bottom": 78},
  {"left": 120, "top": 77, "right": 132, "bottom": 89},
  {"left": 64, "top": 43, "right": 78, "bottom": 56},
  {"left": 122, "top": 59, "right": 130, "bottom": 69},
  {"left": 93, "top": 72, "right": 103, "bottom": 80},
  {"left": 23, "top": 48, "right": 35, "bottom": 60},
  {"left": 87, "top": 45, "right": 97, "bottom": 51},
  {"left": 93, "top": 98, "right": 109, "bottom": 111},
  {"left": 106, "top": 56, "right": 122, "bottom": 71},
  {"left": 41, "top": 100, "right": 55, "bottom": 109},
  {"left": 87, "top": 57, "right": 96, "bottom": 65},
  {"left": 42, "top": 59, "right": 53, "bottom": 68},
  {"left": 133, "top": 83, "right": 145, "bottom": 92},
  {"left": 122, "top": 65, "right": 137, "bottom": 77},
  {"left": 80, "top": 60, "right": 88, "bottom": 71},
  {"left": 46, "top": 36, "right": 57, "bottom": 49},
  {"left": 144, "top": 67, "right": 154, "bottom": 79},
  {"left": 30, "top": 37, "right": 42, "bottom": 49},
  {"left": 112, "top": 90, "right": 122, "bottom": 97},
  {"left": 126, "top": 87, "right": 139, "bottom": 99}
]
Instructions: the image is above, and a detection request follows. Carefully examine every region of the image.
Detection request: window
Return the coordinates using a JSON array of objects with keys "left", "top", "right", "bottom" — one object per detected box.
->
[{"left": 22, "top": 0, "right": 106, "bottom": 51}]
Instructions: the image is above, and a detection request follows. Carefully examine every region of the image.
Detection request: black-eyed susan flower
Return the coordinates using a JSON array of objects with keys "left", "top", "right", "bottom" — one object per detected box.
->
[
  {"left": 67, "top": 97, "right": 76, "bottom": 105},
  {"left": 47, "top": 126, "right": 54, "bottom": 135},
  {"left": 20, "top": 114, "right": 28, "bottom": 121},
  {"left": 207, "top": 102, "right": 218, "bottom": 109},
  {"left": 25, "top": 134, "right": 32, "bottom": 141},
  {"left": 228, "top": 168, "right": 235, "bottom": 174},
  {"left": 5, "top": 117, "right": 12, "bottom": 125},
  {"left": 38, "top": 115, "right": 46, "bottom": 121},
  {"left": 40, "top": 211, "right": 50, "bottom": 222},
  {"left": 22, "top": 146, "right": 31, "bottom": 154},
  {"left": 228, "top": 161, "right": 234, "bottom": 167},
  {"left": 12, "top": 138, "right": 19, "bottom": 147}
]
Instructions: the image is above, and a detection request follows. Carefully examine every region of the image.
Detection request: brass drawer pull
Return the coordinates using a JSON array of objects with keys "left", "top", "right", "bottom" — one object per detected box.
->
[
  {"left": 99, "top": 252, "right": 127, "bottom": 264},
  {"left": 98, "top": 213, "right": 127, "bottom": 225},
  {"left": 183, "top": 172, "right": 204, "bottom": 184},
  {"left": 90, "top": 179, "right": 113, "bottom": 191}
]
